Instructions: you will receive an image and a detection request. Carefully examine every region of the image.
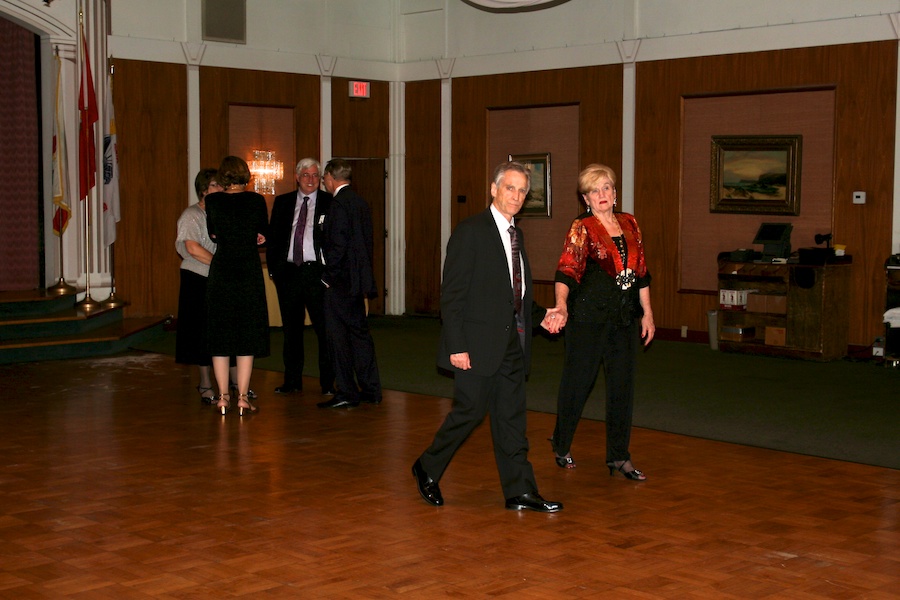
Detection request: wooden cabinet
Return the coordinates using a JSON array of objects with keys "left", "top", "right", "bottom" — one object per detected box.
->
[{"left": 716, "top": 259, "right": 852, "bottom": 361}]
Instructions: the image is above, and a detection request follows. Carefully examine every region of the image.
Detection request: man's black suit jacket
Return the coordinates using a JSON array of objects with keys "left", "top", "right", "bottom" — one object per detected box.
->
[
  {"left": 322, "top": 185, "right": 376, "bottom": 298},
  {"left": 437, "top": 207, "right": 544, "bottom": 377},
  {"left": 266, "top": 189, "right": 332, "bottom": 276}
]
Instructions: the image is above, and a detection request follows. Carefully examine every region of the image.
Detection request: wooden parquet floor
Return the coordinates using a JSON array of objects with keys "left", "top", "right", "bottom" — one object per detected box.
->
[{"left": 0, "top": 352, "right": 897, "bottom": 599}]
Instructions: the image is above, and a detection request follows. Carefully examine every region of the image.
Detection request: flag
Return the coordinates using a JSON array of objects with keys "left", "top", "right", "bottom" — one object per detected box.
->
[
  {"left": 103, "top": 77, "right": 120, "bottom": 246},
  {"left": 78, "top": 23, "right": 98, "bottom": 202},
  {"left": 51, "top": 53, "right": 71, "bottom": 236}
]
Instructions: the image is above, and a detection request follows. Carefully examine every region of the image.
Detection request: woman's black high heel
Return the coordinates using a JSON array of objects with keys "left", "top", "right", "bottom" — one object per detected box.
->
[
  {"left": 607, "top": 460, "right": 646, "bottom": 481},
  {"left": 548, "top": 436, "right": 576, "bottom": 469},
  {"left": 196, "top": 385, "right": 216, "bottom": 405},
  {"left": 555, "top": 455, "right": 576, "bottom": 469}
]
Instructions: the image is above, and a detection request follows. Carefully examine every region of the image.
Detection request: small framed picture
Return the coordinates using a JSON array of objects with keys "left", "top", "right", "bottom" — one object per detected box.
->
[{"left": 509, "top": 152, "right": 551, "bottom": 218}]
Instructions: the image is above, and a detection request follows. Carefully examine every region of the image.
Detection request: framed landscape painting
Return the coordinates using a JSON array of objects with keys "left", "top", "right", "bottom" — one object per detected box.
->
[
  {"left": 710, "top": 135, "right": 802, "bottom": 215},
  {"left": 509, "top": 152, "right": 551, "bottom": 218}
]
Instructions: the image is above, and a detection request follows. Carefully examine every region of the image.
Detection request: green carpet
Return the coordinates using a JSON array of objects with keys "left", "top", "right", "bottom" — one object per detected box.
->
[{"left": 135, "top": 315, "right": 899, "bottom": 469}]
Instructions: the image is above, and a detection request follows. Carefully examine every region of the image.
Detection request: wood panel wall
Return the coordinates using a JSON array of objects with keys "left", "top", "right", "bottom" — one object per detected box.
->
[
  {"left": 111, "top": 59, "right": 187, "bottom": 318},
  {"left": 635, "top": 41, "right": 897, "bottom": 346},
  {"left": 112, "top": 41, "right": 896, "bottom": 344},
  {"left": 199, "top": 67, "right": 321, "bottom": 174},
  {"left": 405, "top": 79, "right": 442, "bottom": 316},
  {"left": 680, "top": 90, "right": 836, "bottom": 292},
  {"left": 331, "top": 77, "right": 389, "bottom": 159},
  {"left": 450, "top": 65, "right": 624, "bottom": 306}
]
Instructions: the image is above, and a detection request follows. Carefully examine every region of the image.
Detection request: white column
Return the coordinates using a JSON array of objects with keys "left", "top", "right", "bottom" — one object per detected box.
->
[
  {"left": 893, "top": 15, "right": 900, "bottom": 254},
  {"left": 386, "top": 80, "right": 406, "bottom": 315},
  {"left": 438, "top": 59, "right": 454, "bottom": 271},
  {"left": 181, "top": 41, "right": 206, "bottom": 206},
  {"left": 321, "top": 78, "right": 332, "bottom": 164},
  {"left": 317, "top": 55, "right": 336, "bottom": 163},
  {"left": 620, "top": 61, "right": 636, "bottom": 214},
  {"left": 617, "top": 40, "right": 640, "bottom": 214},
  {"left": 186, "top": 64, "right": 201, "bottom": 203},
  {"left": 183, "top": 0, "right": 204, "bottom": 204}
]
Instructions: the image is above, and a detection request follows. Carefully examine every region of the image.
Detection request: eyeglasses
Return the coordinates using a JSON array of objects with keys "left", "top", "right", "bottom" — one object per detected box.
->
[{"left": 299, "top": 173, "right": 320, "bottom": 179}]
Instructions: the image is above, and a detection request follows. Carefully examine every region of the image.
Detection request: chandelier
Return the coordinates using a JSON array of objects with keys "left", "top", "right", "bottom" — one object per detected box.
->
[{"left": 249, "top": 150, "right": 284, "bottom": 195}]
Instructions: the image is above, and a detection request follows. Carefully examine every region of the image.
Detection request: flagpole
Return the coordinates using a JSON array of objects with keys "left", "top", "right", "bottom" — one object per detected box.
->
[
  {"left": 49, "top": 235, "right": 76, "bottom": 295},
  {"left": 49, "top": 46, "right": 76, "bottom": 296},
  {"left": 75, "top": 6, "right": 100, "bottom": 312},
  {"left": 100, "top": 22, "right": 125, "bottom": 310},
  {"left": 77, "top": 192, "right": 101, "bottom": 311},
  {"left": 101, "top": 243, "right": 125, "bottom": 308}
]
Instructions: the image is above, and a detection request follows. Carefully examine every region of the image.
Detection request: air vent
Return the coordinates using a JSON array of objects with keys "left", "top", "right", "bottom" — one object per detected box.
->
[{"left": 202, "top": 0, "right": 246, "bottom": 44}]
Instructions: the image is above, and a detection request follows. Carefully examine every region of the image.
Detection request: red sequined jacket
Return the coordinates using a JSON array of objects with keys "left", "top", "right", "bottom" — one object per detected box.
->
[{"left": 555, "top": 211, "right": 651, "bottom": 326}]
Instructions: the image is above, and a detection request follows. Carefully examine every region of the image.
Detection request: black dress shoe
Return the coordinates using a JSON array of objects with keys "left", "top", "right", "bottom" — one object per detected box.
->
[
  {"left": 504, "top": 492, "right": 563, "bottom": 513},
  {"left": 412, "top": 459, "right": 443, "bottom": 506},
  {"left": 360, "top": 393, "right": 382, "bottom": 405},
  {"left": 316, "top": 396, "right": 359, "bottom": 408},
  {"left": 274, "top": 385, "right": 301, "bottom": 394}
]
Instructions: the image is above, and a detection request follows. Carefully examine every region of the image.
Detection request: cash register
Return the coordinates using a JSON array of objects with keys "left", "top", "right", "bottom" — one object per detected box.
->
[{"left": 728, "top": 222, "right": 792, "bottom": 262}]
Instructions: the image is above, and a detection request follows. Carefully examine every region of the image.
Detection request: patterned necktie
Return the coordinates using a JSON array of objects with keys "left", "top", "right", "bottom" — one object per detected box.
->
[
  {"left": 292, "top": 196, "right": 309, "bottom": 265},
  {"left": 508, "top": 225, "right": 522, "bottom": 315}
]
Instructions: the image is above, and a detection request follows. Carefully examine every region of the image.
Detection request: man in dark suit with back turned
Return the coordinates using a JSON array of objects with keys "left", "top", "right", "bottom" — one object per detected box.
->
[
  {"left": 267, "top": 158, "right": 334, "bottom": 396},
  {"left": 412, "top": 161, "right": 567, "bottom": 512},
  {"left": 317, "top": 158, "right": 383, "bottom": 408}
]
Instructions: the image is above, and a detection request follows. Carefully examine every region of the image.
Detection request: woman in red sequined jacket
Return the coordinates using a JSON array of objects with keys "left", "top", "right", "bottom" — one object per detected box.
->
[{"left": 549, "top": 164, "right": 655, "bottom": 481}]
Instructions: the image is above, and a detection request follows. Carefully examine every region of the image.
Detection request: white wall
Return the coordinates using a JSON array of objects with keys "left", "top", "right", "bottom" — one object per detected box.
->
[
  {"left": 635, "top": 0, "right": 900, "bottom": 39},
  {"left": 99, "top": 1, "right": 900, "bottom": 78},
  {"left": 1, "top": 0, "right": 894, "bottom": 79}
]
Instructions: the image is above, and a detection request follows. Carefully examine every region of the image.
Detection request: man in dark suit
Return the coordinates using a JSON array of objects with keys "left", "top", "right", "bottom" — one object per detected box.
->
[
  {"left": 317, "top": 158, "right": 382, "bottom": 409},
  {"left": 411, "top": 161, "right": 566, "bottom": 512},
  {"left": 266, "top": 158, "right": 334, "bottom": 395}
]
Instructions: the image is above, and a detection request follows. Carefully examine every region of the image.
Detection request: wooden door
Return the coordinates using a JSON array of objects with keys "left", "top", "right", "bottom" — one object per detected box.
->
[{"left": 344, "top": 159, "right": 385, "bottom": 315}]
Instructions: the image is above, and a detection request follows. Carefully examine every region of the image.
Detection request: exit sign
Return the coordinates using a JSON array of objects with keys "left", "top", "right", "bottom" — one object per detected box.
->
[{"left": 349, "top": 80, "right": 370, "bottom": 98}]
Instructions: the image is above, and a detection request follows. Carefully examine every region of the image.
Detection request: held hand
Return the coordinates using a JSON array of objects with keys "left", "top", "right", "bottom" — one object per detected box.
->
[
  {"left": 641, "top": 313, "right": 656, "bottom": 346},
  {"left": 257, "top": 234, "right": 266, "bottom": 246},
  {"left": 449, "top": 352, "right": 471, "bottom": 370},
  {"left": 541, "top": 308, "right": 567, "bottom": 334}
]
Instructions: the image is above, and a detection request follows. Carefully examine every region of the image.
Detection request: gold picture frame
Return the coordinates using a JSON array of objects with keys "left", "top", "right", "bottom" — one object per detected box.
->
[
  {"left": 710, "top": 135, "right": 802, "bottom": 215},
  {"left": 509, "top": 152, "right": 551, "bottom": 218}
]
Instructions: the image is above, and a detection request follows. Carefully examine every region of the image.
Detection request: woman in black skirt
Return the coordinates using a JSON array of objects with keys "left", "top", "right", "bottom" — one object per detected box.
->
[{"left": 175, "top": 169, "right": 222, "bottom": 403}]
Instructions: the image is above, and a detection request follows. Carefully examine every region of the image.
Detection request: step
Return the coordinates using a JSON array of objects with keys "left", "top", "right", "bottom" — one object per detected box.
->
[
  {"left": 0, "top": 304, "right": 124, "bottom": 341},
  {"left": 0, "top": 289, "right": 76, "bottom": 318},
  {"left": 0, "top": 316, "right": 169, "bottom": 364}
]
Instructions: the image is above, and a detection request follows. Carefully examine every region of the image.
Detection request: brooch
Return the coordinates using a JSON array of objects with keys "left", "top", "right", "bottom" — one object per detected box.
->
[{"left": 616, "top": 268, "right": 635, "bottom": 290}]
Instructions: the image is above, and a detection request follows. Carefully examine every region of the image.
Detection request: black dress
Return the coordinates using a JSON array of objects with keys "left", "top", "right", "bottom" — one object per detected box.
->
[{"left": 205, "top": 190, "right": 270, "bottom": 358}]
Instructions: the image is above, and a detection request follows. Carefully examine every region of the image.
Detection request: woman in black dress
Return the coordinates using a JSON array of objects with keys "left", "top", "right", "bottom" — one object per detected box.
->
[{"left": 205, "top": 156, "right": 270, "bottom": 415}]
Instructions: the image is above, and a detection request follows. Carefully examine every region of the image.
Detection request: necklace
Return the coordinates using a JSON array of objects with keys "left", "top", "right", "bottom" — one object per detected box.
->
[
  {"left": 597, "top": 214, "right": 621, "bottom": 235},
  {"left": 604, "top": 214, "right": 633, "bottom": 290},
  {"left": 612, "top": 235, "right": 635, "bottom": 290}
]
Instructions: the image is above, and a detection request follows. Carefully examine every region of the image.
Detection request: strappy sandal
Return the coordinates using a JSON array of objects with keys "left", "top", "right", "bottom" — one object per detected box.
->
[{"left": 196, "top": 385, "right": 216, "bottom": 405}]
